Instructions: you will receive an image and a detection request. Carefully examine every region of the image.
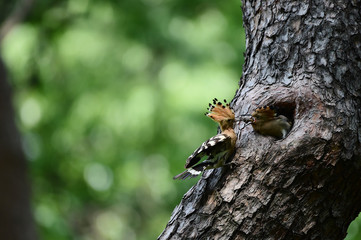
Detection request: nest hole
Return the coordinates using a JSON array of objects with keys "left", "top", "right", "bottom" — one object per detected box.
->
[{"left": 273, "top": 101, "right": 296, "bottom": 126}]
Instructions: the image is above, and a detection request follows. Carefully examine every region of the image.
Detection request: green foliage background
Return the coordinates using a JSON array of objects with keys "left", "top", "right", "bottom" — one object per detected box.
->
[{"left": 1, "top": 0, "right": 360, "bottom": 239}]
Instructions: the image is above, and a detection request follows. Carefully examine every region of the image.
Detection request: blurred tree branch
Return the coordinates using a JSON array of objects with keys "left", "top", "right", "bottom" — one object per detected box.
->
[
  {"left": 0, "top": 58, "right": 37, "bottom": 239},
  {"left": 0, "top": 0, "right": 34, "bottom": 41},
  {"left": 0, "top": 0, "right": 37, "bottom": 238}
]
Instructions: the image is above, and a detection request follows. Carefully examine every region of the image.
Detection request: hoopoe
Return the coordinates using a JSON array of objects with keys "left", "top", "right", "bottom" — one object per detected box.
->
[
  {"left": 173, "top": 98, "right": 236, "bottom": 180},
  {"left": 247, "top": 106, "right": 292, "bottom": 139}
]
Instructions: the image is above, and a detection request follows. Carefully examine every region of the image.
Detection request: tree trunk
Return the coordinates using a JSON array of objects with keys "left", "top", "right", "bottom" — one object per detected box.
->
[
  {"left": 0, "top": 58, "right": 37, "bottom": 239},
  {"left": 159, "top": 0, "right": 361, "bottom": 239}
]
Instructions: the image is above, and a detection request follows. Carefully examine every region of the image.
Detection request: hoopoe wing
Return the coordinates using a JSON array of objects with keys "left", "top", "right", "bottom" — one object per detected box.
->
[{"left": 184, "top": 133, "right": 232, "bottom": 168}]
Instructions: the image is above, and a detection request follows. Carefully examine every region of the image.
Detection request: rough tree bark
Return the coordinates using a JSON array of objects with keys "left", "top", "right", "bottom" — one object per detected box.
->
[{"left": 159, "top": 0, "right": 361, "bottom": 239}]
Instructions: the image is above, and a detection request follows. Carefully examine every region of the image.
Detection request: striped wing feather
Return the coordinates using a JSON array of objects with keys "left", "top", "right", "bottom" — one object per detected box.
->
[{"left": 184, "top": 134, "right": 231, "bottom": 168}]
